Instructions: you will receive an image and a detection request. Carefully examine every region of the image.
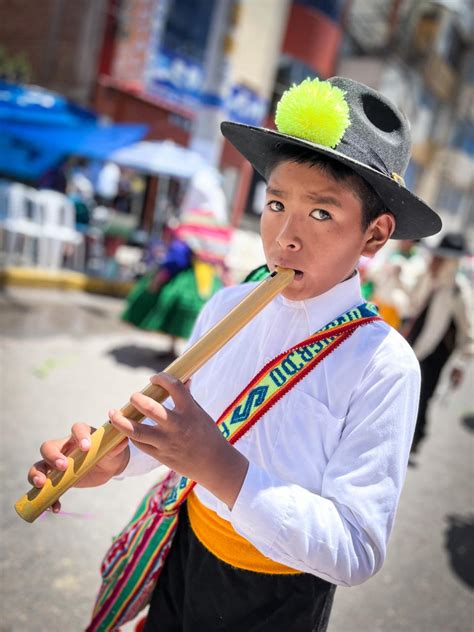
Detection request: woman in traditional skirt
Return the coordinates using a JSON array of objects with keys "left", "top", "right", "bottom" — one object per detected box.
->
[{"left": 122, "top": 210, "right": 231, "bottom": 354}]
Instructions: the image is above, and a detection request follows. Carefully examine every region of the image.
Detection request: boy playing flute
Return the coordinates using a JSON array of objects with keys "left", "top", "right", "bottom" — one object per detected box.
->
[{"left": 28, "top": 77, "right": 441, "bottom": 631}]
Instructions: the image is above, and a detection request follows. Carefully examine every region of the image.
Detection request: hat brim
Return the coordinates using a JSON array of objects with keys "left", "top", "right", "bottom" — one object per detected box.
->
[
  {"left": 221, "top": 122, "right": 442, "bottom": 240},
  {"left": 423, "top": 244, "right": 470, "bottom": 258}
]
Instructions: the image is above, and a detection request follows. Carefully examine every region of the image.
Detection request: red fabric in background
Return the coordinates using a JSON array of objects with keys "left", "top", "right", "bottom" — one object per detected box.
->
[{"left": 282, "top": 4, "right": 342, "bottom": 78}]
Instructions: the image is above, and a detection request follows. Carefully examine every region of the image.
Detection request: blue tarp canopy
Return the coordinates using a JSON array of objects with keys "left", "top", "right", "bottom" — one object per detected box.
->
[{"left": 0, "top": 81, "right": 148, "bottom": 181}]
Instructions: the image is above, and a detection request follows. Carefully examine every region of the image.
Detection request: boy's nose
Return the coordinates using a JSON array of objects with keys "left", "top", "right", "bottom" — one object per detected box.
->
[{"left": 276, "top": 220, "right": 302, "bottom": 251}]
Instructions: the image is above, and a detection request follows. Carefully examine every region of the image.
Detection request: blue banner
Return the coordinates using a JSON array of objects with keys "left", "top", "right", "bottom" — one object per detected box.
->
[
  {"left": 146, "top": 48, "right": 205, "bottom": 110},
  {"left": 225, "top": 84, "right": 268, "bottom": 127}
]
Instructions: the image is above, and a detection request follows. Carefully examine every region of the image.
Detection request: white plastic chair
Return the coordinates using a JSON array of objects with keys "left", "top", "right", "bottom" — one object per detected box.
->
[
  {"left": 35, "top": 189, "right": 85, "bottom": 269},
  {"left": 0, "top": 182, "right": 43, "bottom": 265}
]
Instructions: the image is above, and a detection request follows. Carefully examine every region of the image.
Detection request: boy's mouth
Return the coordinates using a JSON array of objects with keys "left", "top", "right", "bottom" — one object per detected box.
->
[{"left": 274, "top": 264, "right": 304, "bottom": 281}]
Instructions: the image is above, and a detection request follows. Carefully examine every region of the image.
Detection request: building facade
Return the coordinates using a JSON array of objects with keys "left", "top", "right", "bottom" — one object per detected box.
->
[
  {"left": 0, "top": 0, "right": 107, "bottom": 104},
  {"left": 93, "top": 0, "right": 345, "bottom": 225},
  {"left": 4, "top": 0, "right": 471, "bottom": 238}
]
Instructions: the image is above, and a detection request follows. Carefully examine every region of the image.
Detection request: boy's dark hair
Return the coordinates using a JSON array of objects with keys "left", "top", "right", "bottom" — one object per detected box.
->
[{"left": 264, "top": 143, "right": 389, "bottom": 231}]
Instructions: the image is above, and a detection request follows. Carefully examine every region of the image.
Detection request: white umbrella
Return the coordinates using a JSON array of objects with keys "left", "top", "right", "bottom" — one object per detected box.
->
[{"left": 109, "top": 140, "right": 208, "bottom": 178}]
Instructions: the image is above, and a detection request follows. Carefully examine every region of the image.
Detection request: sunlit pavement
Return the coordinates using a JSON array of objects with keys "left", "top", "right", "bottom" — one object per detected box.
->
[{"left": 1, "top": 286, "right": 472, "bottom": 632}]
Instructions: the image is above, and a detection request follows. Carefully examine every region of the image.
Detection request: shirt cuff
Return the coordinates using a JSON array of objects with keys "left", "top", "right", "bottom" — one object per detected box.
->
[{"left": 230, "top": 460, "right": 293, "bottom": 549}]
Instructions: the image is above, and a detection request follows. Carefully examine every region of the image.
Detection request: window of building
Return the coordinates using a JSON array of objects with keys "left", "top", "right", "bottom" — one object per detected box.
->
[
  {"left": 269, "top": 54, "right": 320, "bottom": 116},
  {"left": 451, "top": 121, "right": 474, "bottom": 156},
  {"left": 437, "top": 17, "right": 465, "bottom": 69},
  {"left": 411, "top": 6, "right": 441, "bottom": 58},
  {"left": 162, "top": 0, "right": 215, "bottom": 63},
  {"left": 404, "top": 160, "right": 422, "bottom": 192},
  {"left": 295, "top": 0, "right": 345, "bottom": 22},
  {"left": 435, "top": 181, "right": 464, "bottom": 215}
]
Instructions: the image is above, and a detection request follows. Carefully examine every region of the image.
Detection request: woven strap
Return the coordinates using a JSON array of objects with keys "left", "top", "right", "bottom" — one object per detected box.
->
[{"left": 164, "top": 302, "right": 380, "bottom": 510}]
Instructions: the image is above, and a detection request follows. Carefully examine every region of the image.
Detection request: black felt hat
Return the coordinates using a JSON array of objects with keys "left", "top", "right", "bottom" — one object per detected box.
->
[
  {"left": 425, "top": 232, "right": 469, "bottom": 258},
  {"left": 221, "top": 76, "right": 442, "bottom": 240}
]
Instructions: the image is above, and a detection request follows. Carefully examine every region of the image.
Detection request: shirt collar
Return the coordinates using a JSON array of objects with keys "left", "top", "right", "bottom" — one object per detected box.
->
[{"left": 276, "top": 271, "right": 364, "bottom": 333}]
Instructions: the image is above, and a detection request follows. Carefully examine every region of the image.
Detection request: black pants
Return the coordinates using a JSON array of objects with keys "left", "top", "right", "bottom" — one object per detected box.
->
[
  {"left": 414, "top": 342, "right": 453, "bottom": 447},
  {"left": 143, "top": 506, "right": 336, "bottom": 632}
]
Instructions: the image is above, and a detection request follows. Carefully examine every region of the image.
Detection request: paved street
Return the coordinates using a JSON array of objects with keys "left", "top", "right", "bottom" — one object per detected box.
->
[{"left": 1, "top": 286, "right": 473, "bottom": 632}]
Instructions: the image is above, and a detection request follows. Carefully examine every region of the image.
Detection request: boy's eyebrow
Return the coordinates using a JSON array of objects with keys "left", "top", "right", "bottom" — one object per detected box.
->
[
  {"left": 266, "top": 186, "right": 343, "bottom": 208},
  {"left": 304, "top": 193, "right": 343, "bottom": 208},
  {"left": 266, "top": 186, "right": 285, "bottom": 197}
]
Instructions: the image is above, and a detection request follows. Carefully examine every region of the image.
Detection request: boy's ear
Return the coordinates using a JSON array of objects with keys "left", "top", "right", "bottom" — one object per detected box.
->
[{"left": 361, "top": 213, "right": 396, "bottom": 257}]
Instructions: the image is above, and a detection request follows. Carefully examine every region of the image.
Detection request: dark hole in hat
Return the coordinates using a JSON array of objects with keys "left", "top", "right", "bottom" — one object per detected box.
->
[{"left": 362, "top": 94, "right": 400, "bottom": 133}]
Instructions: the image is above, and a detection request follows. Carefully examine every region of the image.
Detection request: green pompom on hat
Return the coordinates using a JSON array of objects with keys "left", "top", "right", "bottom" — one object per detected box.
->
[{"left": 275, "top": 78, "right": 350, "bottom": 148}]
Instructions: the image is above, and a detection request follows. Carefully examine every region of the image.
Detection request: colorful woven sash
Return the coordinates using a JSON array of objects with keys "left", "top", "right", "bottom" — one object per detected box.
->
[{"left": 87, "top": 302, "right": 380, "bottom": 631}]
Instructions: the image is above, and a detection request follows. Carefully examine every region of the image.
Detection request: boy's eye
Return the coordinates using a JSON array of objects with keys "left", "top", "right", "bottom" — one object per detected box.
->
[
  {"left": 310, "top": 209, "right": 332, "bottom": 221},
  {"left": 267, "top": 200, "right": 284, "bottom": 212}
]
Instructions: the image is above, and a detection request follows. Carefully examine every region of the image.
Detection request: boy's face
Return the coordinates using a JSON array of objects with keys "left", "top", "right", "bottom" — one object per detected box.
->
[{"left": 261, "top": 160, "right": 380, "bottom": 301}]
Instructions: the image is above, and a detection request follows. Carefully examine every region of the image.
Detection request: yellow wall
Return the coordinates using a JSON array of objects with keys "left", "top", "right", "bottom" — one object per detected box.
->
[{"left": 230, "top": 0, "right": 291, "bottom": 100}]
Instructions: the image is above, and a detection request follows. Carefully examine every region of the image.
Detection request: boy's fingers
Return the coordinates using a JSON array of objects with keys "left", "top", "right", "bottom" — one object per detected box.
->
[
  {"left": 28, "top": 461, "right": 49, "bottom": 486},
  {"left": 71, "top": 422, "right": 96, "bottom": 451},
  {"left": 39, "top": 439, "right": 70, "bottom": 470},
  {"left": 129, "top": 392, "right": 170, "bottom": 424},
  {"left": 109, "top": 409, "right": 164, "bottom": 447},
  {"left": 129, "top": 422, "right": 165, "bottom": 447},
  {"left": 149, "top": 373, "right": 190, "bottom": 410},
  {"left": 109, "top": 408, "right": 135, "bottom": 434}
]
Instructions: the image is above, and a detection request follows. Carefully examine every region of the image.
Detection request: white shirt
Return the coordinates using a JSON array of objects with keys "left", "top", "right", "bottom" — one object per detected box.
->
[
  {"left": 180, "top": 166, "right": 228, "bottom": 224},
  {"left": 120, "top": 273, "right": 420, "bottom": 587},
  {"left": 408, "top": 261, "right": 473, "bottom": 365},
  {"left": 96, "top": 162, "right": 120, "bottom": 200}
]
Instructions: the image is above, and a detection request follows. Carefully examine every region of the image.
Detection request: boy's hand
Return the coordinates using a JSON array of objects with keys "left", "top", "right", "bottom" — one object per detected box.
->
[
  {"left": 27, "top": 423, "right": 130, "bottom": 513},
  {"left": 109, "top": 373, "right": 249, "bottom": 509}
]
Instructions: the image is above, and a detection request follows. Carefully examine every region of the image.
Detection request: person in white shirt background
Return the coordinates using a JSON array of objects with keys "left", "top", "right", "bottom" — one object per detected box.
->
[
  {"left": 95, "top": 160, "right": 121, "bottom": 207},
  {"left": 403, "top": 232, "right": 473, "bottom": 456},
  {"left": 27, "top": 77, "right": 442, "bottom": 632},
  {"left": 361, "top": 238, "right": 427, "bottom": 330}
]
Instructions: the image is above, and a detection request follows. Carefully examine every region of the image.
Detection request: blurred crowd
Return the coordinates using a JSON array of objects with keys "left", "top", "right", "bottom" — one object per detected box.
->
[
  {"left": 360, "top": 233, "right": 473, "bottom": 458},
  {"left": 1, "top": 157, "right": 148, "bottom": 275},
  {"left": 0, "top": 156, "right": 235, "bottom": 282}
]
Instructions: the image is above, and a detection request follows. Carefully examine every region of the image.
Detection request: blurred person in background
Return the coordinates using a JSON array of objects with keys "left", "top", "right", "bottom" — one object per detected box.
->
[
  {"left": 403, "top": 233, "right": 473, "bottom": 456},
  {"left": 67, "top": 157, "right": 95, "bottom": 230},
  {"left": 180, "top": 166, "right": 228, "bottom": 225},
  {"left": 122, "top": 219, "right": 194, "bottom": 356},
  {"left": 38, "top": 158, "right": 68, "bottom": 193},
  {"left": 68, "top": 157, "right": 95, "bottom": 202},
  {"left": 95, "top": 160, "right": 121, "bottom": 207},
  {"left": 362, "top": 239, "right": 427, "bottom": 330},
  {"left": 114, "top": 167, "right": 134, "bottom": 214},
  {"left": 122, "top": 210, "right": 231, "bottom": 357}
]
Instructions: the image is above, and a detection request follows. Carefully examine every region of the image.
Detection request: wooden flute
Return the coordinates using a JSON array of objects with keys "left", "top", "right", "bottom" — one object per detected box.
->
[{"left": 15, "top": 267, "right": 295, "bottom": 523}]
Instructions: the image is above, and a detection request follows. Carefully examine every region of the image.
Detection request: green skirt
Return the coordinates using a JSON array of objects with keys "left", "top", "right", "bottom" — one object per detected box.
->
[{"left": 122, "top": 267, "right": 222, "bottom": 339}]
